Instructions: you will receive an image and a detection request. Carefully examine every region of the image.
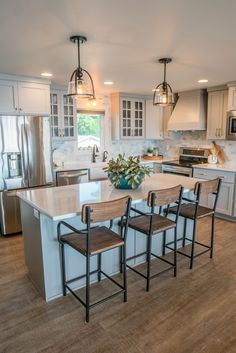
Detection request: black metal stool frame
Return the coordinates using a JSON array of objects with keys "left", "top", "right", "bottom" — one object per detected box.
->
[
  {"left": 164, "top": 178, "right": 222, "bottom": 269},
  {"left": 57, "top": 198, "right": 131, "bottom": 323},
  {"left": 124, "top": 186, "right": 183, "bottom": 292}
]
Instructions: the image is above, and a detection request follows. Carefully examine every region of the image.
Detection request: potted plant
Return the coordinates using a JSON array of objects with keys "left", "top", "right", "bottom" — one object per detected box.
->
[
  {"left": 103, "top": 154, "right": 152, "bottom": 189},
  {"left": 146, "top": 148, "right": 154, "bottom": 156}
]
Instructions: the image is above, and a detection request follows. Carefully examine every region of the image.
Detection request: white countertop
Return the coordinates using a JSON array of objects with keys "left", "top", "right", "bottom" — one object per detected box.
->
[
  {"left": 193, "top": 163, "right": 236, "bottom": 173},
  {"left": 18, "top": 174, "right": 201, "bottom": 221}
]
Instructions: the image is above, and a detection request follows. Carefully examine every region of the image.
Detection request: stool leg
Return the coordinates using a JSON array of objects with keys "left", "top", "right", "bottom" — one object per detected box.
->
[
  {"left": 122, "top": 244, "right": 127, "bottom": 302},
  {"left": 182, "top": 218, "right": 187, "bottom": 247},
  {"left": 146, "top": 234, "right": 152, "bottom": 292},
  {"left": 86, "top": 254, "right": 90, "bottom": 323},
  {"left": 119, "top": 247, "right": 123, "bottom": 273},
  {"left": 162, "top": 231, "right": 166, "bottom": 256},
  {"left": 98, "top": 253, "right": 102, "bottom": 281},
  {"left": 190, "top": 220, "right": 197, "bottom": 270},
  {"left": 174, "top": 228, "right": 177, "bottom": 277},
  {"left": 61, "top": 243, "right": 66, "bottom": 296},
  {"left": 210, "top": 214, "right": 215, "bottom": 258}
]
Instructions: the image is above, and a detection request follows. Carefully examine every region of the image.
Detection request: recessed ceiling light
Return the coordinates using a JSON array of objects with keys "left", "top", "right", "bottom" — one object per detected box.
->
[
  {"left": 41, "top": 72, "right": 53, "bottom": 77},
  {"left": 198, "top": 79, "right": 208, "bottom": 83},
  {"left": 104, "top": 81, "right": 114, "bottom": 85}
]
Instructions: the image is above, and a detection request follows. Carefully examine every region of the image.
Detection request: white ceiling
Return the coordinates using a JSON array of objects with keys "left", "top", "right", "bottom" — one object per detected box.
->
[{"left": 1, "top": 0, "right": 236, "bottom": 94}]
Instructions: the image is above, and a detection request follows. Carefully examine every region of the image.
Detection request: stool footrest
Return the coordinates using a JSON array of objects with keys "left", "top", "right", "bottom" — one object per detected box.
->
[
  {"left": 126, "top": 251, "right": 147, "bottom": 262},
  {"left": 100, "top": 270, "right": 125, "bottom": 290},
  {"left": 151, "top": 252, "right": 175, "bottom": 267},
  {"left": 67, "top": 269, "right": 99, "bottom": 284},
  {"left": 165, "top": 237, "right": 184, "bottom": 246},
  {"left": 90, "top": 289, "right": 125, "bottom": 309}
]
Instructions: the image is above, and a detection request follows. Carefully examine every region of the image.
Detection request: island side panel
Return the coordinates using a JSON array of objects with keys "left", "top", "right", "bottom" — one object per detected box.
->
[{"left": 20, "top": 200, "right": 46, "bottom": 299}]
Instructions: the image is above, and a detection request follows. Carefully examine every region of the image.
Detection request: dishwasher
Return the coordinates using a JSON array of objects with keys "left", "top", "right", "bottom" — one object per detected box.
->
[{"left": 56, "top": 169, "right": 90, "bottom": 186}]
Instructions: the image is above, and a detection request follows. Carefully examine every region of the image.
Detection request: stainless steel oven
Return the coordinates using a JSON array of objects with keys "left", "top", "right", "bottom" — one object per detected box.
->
[
  {"left": 162, "top": 165, "right": 192, "bottom": 177},
  {"left": 226, "top": 111, "right": 236, "bottom": 140}
]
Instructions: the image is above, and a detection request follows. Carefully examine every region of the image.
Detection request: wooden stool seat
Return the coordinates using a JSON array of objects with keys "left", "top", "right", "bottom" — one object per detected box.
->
[
  {"left": 128, "top": 214, "right": 176, "bottom": 235},
  {"left": 168, "top": 203, "right": 214, "bottom": 220},
  {"left": 61, "top": 226, "right": 124, "bottom": 255}
]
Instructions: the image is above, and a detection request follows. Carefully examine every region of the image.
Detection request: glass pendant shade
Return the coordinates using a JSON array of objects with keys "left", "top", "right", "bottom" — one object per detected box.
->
[
  {"left": 153, "top": 83, "right": 175, "bottom": 106},
  {"left": 68, "top": 35, "right": 96, "bottom": 101},
  {"left": 153, "top": 58, "right": 175, "bottom": 106}
]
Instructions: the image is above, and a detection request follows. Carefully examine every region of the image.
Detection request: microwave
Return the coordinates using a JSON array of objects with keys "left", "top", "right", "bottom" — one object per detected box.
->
[{"left": 226, "top": 111, "right": 236, "bottom": 140}]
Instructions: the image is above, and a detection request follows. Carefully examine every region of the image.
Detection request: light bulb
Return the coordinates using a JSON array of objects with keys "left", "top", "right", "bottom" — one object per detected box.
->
[
  {"left": 89, "top": 97, "right": 97, "bottom": 107},
  {"left": 77, "top": 79, "right": 83, "bottom": 94}
]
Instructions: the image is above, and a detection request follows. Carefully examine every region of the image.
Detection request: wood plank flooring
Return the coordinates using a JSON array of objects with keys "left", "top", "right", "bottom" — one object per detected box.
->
[{"left": 0, "top": 217, "right": 236, "bottom": 353}]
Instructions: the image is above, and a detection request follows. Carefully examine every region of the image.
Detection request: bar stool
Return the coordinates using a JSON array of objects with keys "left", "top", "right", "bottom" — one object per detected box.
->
[
  {"left": 126, "top": 185, "right": 183, "bottom": 292},
  {"left": 165, "top": 178, "right": 222, "bottom": 269},
  {"left": 57, "top": 195, "right": 131, "bottom": 323}
]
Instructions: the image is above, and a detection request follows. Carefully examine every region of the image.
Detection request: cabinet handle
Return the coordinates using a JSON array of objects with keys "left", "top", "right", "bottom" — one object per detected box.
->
[
  {"left": 215, "top": 128, "right": 218, "bottom": 137},
  {"left": 19, "top": 108, "right": 22, "bottom": 111}
]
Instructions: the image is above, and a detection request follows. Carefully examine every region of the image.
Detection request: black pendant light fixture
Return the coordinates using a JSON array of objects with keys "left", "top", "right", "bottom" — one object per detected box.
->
[
  {"left": 153, "top": 58, "right": 175, "bottom": 106},
  {"left": 68, "top": 35, "right": 96, "bottom": 104}
]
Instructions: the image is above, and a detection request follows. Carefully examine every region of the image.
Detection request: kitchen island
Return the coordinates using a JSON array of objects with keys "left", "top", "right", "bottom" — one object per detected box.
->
[{"left": 18, "top": 174, "right": 201, "bottom": 302}]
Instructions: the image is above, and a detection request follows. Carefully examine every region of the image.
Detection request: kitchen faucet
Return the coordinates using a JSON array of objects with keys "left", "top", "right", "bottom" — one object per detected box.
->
[
  {"left": 92, "top": 144, "right": 99, "bottom": 163},
  {"left": 102, "top": 150, "right": 108, "bottom": 162}
]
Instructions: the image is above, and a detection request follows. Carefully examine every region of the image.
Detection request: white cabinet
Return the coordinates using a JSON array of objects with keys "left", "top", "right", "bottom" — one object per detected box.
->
[
  {"left": 145, "top": 99, "right": 163, "bottom": 139},
  {"left": 228, "top": 86, "right": 236, "bottom": 111},
  {"left": 0, "top": 80, "right": 18, "bottom": 114},
  {"left": 0, "top": 78, "right": 50, "bottom": 115},
  {"left": 17, "top": 82, "right": 50, "bottom": 115},
  {"left": 207, "top": 89, "right": 228, "bottom": 140},
  {"left": 193, "top": 167, "right": 235, "bottom": 217},
  {"left": 50, "top": 89, "right": 76, "bottom": 140},
  {"left": 111, "top": 93, "right": 145, "bottom": 139}
]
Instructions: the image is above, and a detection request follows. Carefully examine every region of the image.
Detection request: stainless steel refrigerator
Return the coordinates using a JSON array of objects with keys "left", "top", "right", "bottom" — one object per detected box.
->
[{"left": 0, "top": 115, "right": 53, "bottom": 235}]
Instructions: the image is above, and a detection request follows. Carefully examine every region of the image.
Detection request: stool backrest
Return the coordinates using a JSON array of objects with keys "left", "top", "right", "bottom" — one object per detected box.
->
[
  {"left": 82, "top": 195, "right": 131, "bottom": 224},
  {"left": 147, "top": 184, "right": 183, "bottom": 208}
]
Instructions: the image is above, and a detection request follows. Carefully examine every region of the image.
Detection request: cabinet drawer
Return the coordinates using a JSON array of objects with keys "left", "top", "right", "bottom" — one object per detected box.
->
[{"left": 193, "top": 168, "right": 235, "bottom": 184}]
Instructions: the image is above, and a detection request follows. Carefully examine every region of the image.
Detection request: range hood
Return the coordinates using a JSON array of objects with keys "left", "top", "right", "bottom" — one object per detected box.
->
[{"left": 168, "top": 89, "right": 207, "bottom": 131}]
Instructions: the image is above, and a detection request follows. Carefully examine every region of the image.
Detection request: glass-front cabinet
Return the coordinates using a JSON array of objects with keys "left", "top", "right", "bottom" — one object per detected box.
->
[
  {"left": 50, "top": 89, "right": 76, "bottom": 140},
  {"left": 111, "top": 93, "right": 145, "bottom": 139}
]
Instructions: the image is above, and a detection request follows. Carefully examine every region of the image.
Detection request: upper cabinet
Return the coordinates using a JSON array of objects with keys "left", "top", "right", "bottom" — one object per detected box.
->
[
  {"left": 50, "top": 88, "right": 76, "bottom": 140},
  {"left": 207, "top": 88, "right": 228, "bottom": 140},
  {"left": 111, "top": 93, "right": 145, "bottom": 139},
  {"left": 0, "top": 77, "right": 50, "bottom": 115},
  {"left": 228, "top": 85, "right": 236, "bottom": 111},
  {"left": 145, "top": 99, "right": 163, "bottom": 139}
]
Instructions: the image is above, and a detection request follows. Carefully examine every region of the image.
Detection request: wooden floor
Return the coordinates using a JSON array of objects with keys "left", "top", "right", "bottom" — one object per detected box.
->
[{"left": 0, "top": 217, "right": 236, "bottom": 353}]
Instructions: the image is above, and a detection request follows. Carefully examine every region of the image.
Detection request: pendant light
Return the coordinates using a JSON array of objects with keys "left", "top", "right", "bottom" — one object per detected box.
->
[
  {"left": 153, "top": 58, "right": 175, "bottom": 106},
  {"left": 68, "top": 35, "right": 96, "bottom": 101}
]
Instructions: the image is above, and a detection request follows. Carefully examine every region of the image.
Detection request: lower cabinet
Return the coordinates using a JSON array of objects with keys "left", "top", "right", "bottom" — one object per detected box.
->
[{"left": 193, "top": 168, "right": 235, "bottom": 217}]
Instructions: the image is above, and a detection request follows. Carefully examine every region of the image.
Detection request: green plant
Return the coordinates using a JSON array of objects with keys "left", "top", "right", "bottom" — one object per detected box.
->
[
  {"left": 147, "top": 148, "right": 154, "bottom": 154},
  {"left": 103, "top": 154, "right": 153, "bottom": 189}
]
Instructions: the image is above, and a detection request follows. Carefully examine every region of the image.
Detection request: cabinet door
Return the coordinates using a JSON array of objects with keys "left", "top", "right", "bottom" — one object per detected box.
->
[
  {"left": 61, "top": 93, "right": 76, "bottom": 139},
  {"left": 18, "top": 82, "right": 50, "bottom": 115},
  {"left": 0, "top": 80, "right": 18, "bottom": 114},
  {"left": 219, "top": 90, "right": 228, "bottom": 139},
  {"left": 120, "top": 98, "right": 132, "bottom": 138},
  {"left": 207, "top": 91, "right": 222, "bottom": 139},
  {"left": 133, "top": 99, "right": 145, "bottom": 138},
  {"left": 215, "top": 182, "right": 234, "bottom": 216},
  {"left": 50, "top": 91, "right": 60, "bottom": 138},
  {"left": 145, "top": 99, "right": 163, "bottom": 139},
  {"left": 207, "top": 90, "right": 228, "bottom": 140},
  {"left": 228, "top": 86, "right": 236, "bottom": 111}
]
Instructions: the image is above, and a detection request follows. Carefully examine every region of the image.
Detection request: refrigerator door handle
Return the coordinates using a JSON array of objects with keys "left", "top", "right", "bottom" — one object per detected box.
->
[{"left": 21, "top": 122, "right": 29, "bottom": 186}]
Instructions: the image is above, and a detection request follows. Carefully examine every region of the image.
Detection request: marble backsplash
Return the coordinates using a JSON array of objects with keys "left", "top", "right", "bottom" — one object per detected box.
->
[{"left": 52, "top": 130, "right": 236, "bottom": 166}]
